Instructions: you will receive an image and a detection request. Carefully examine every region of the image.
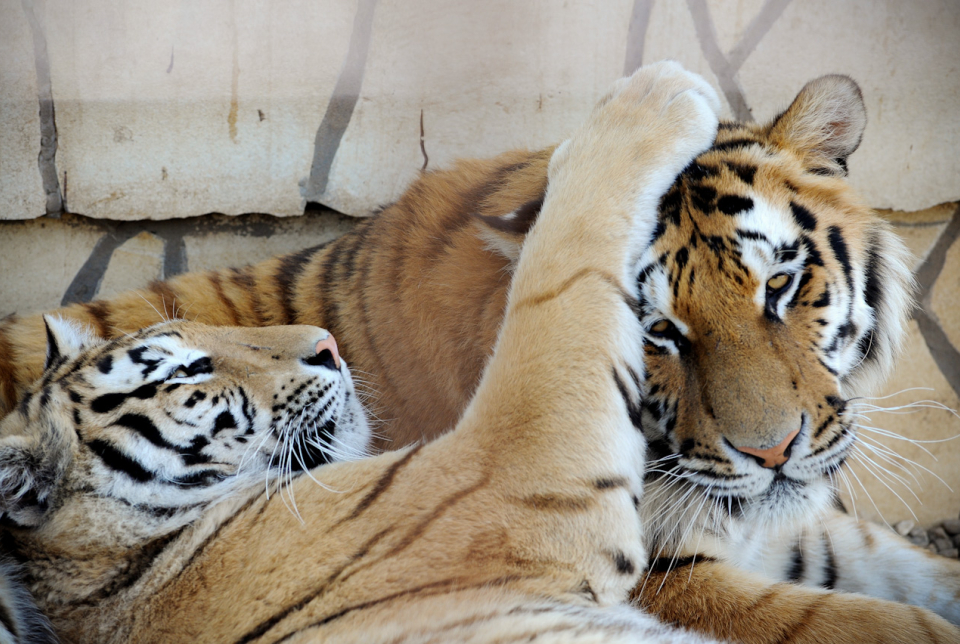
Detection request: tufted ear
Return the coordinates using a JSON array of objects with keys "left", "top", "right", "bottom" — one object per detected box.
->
[
  {"left": 767, "top": 75, "right": 866, "bottom": 171},
  {"left": 42, "top": 315, "right": 96, "bottom": 372},
  {"left": 0, "top": 429, "right": 66, "bottom": 528}
]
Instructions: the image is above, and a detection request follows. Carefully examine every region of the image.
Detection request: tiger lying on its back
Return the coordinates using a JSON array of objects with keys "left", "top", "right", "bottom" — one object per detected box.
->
[
  {"left": 2, "top": 66, "right": 960, "bottom": 643},
  {"left": 0, "top": 64, "right": 737, "bottom": 643}
]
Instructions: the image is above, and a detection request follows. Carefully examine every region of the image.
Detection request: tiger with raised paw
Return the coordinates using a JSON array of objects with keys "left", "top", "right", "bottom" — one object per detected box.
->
[{"left": 1, "top": 61, "right": 730, "bottom": 644}]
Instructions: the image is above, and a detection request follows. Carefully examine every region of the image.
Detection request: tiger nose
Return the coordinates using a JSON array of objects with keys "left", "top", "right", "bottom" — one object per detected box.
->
[
  {"left": 314, "top": 334, "right": 341, "bottom": 369},
  {"left": 735, "top": 428, "right": 800, "bottom": 468}
]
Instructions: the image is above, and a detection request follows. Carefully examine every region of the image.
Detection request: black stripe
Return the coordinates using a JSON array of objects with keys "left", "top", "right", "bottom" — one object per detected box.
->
[
  {"left": 711, "top": 138, "right": 759, "bottom": 152},
  {"left": 727, "top": 162, "right": 757, "bottom": 185},
  {"left": 209, "top": 272, "right": 241, "bottom": 326},
  {"left": 689, "top": 184, "right": 716, "bottom": 213},
  {"left": 821, "top": 536, "right": 837, "bottom": 589},
  {"left": 475, "top": 197, "right": 543, "bottom": 235},
  {"left": 827, "top": 226, "right": 853, "bottom": 289},
  {"left": 81, "top": 300, "right": 112, "bottom": 338},
  {"left": 790, "top": 201, "right": 817, "bottom": 231},
  {"left": 275, "top": 245, "right": 325, "bottom": 325},
  {"left": 88, "top": 439, "right": 154, "bottom": 482},
  {"left": 91, "top": 383, "right": 158, "bottom": 414},
  {"left": 647, "top": 555, "right": 714, "bottom": 573},
  {"left": 336, "top": 444, "right": 423, "bottom": 525},
  {"left": 114, "top": 413, "right": 177, "bottom": 451},
  {"left": 612, "top": 550, "right": 635, "bottom": 575},
  {"left": 716, "top": 195, "right": 753, "bottom": 216},
  {"left": 212, "top": 411, "right": 237, "bottom": 436},
  {"left": 787, "top": 541, "right": 805, "bottom": 582}
]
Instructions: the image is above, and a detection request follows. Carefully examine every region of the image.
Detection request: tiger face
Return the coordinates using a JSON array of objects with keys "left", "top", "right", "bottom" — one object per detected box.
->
[
  {"left": 0, "top": 318, "right": 370, "bottom": 530},
  {"left": 631, "top": 76, "right": 915, "bottom": 543}
]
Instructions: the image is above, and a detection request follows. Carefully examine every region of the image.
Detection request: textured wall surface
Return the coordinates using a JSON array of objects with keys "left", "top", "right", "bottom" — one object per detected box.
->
[{"left": 2, "top": 0, "right": 959, "bottom": 220}]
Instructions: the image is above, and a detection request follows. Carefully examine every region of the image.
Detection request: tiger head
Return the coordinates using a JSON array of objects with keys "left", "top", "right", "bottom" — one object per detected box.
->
[
  {"left": 626, "top": 75, "right": 915, "bottom": 545},
  {"left": 0, "top": 318, "right": 370, "bottom": 536}
]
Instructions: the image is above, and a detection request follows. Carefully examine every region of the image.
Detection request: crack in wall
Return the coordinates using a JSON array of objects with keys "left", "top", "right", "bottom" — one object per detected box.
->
[
  {"left": 686, "top": 0, "right": 792, "bottom": 121},
  {"left": 302, "top": 0, "right": 379, "bottom": 203},
  {"left": 623, "top": 0, "right": 654, "bottom": 75},
  {"left": 21, "top": 0, "right": 62, "bottom": 215},
  {"left": 912, "top": 203, "right": 960, "bottom": 400}
]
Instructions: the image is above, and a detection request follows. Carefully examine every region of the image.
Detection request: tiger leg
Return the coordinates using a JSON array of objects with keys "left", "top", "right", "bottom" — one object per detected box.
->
[
  {"left": 633, "top": 557, "right": 960, "bottom": 644},
  {"left": 122, "top": 62, "right": 723, "bottom": 644},
  {"left": 720, "top": 508, "right": 960, "bottom": 623}
]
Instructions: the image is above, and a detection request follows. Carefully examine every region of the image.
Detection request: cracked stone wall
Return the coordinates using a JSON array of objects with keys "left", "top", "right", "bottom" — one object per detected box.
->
[{"left": 1, "top": 0, "right": 958, "bottom": 527}]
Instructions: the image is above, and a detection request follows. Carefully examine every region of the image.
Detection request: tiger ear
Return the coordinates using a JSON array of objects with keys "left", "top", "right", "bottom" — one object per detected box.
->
[
  {"left": 43, "top": 315, "right": 96, "bottom": 371},
  {"left": 767, "top": 75, "right": 866, "bottom": 171}
]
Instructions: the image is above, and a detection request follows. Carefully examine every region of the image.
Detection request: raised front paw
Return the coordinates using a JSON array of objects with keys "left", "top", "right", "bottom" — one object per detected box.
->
[{"left": 549, "top": 61, "right": 721, "bottom": 206}]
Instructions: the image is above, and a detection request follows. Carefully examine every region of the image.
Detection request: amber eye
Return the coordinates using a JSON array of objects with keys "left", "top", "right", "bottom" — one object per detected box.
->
[
  {"left": 170, "top": 366, "right": 190, "bottom": 380},
  {"left": 650, "top": 319, "right": 671, "bottom": 335},
  {"left": 766, "top": 273, "right": 791, "bottom": 292}
]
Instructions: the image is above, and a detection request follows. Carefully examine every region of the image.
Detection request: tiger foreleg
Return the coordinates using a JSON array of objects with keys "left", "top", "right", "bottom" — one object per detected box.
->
[{"left": 633, "top": 558, "right": 960, "bottom": 644}]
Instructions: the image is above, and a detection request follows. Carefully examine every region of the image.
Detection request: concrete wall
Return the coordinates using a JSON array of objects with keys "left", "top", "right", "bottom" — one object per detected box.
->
[
  {"left": 1, "top": 0, "right": 959, "bottom": 528},
  {"left": 3, "top": 0, "right": 959, "bottom": 220}
]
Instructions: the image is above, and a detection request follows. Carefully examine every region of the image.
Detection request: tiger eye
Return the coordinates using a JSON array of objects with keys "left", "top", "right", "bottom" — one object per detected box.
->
[
  {"left": 767, "top": 273, "right": 790, "bottom": 291},
  {"left": 650, "top": 320, "right": 670, "bottom": 334}
]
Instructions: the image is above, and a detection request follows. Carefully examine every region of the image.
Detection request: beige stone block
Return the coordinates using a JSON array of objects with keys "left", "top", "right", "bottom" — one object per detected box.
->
[
  {"left": 96, "top": 231, "right": 165, "bottom": 300},
  {"left": 738, "top": 0, "right": 960, "bottom": 210},
  {"left": 839, "top": 320, "right": 960, "bottom": 527},
  {"left": 930, "top": 229, "right": 960, "bottom": 350},
  {"left": 183, "top": 212, "right": 355, "bottom": 273},
  {"left": 320, "top": 0, "right": 634, "bottom": 216},
  {"left": 0, "top": 1, "right": 46, "bottom": 220},
  {"left": 0, "top": 217, "right": 103, "bottom": 317},
  {"left": 42, "top": 0, "right": 355, "bottom": 219}
]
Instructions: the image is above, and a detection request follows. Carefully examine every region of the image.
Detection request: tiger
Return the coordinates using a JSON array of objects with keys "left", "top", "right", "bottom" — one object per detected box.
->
[
  {"left": 0, "top": 64, "right": 740, "bottom": 643},
  {"left": 1, "top": 63, "right": 960, "bottom": 643}
]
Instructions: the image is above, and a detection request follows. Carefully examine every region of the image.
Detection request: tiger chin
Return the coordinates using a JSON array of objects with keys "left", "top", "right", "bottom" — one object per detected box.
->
[{"left": 1, "top": 68, "right": 960, "bottom": 643}]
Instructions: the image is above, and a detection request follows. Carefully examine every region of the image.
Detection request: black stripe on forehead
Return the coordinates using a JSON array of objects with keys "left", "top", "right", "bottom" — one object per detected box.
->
[
  {"left": 716, "top": 195, "right": 753, "bottom": 216},
  {"left": 790, "top": 202, "right": 818, "bottom": 231},
  {"left": 726, "top": 162, "right": 757, "bottom": 185}
]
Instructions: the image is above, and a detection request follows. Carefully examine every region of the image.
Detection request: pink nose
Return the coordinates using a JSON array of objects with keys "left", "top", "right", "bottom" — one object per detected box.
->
[
  {"left": 735, "top": 429, "right": 799, "bottom": 468},
  {"left": 315, "top": 334, "right": 341, "bottom": 369}
]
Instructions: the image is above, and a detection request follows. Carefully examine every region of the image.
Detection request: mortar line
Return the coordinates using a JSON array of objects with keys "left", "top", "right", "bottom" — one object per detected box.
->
[{"left": 21, "top": 0, "right": 62, "bottom": 215}]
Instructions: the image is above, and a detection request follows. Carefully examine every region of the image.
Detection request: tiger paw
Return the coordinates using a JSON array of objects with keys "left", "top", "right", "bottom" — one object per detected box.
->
[{"left": 548, "top": 60, "right": 721, "bottom": 211}]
